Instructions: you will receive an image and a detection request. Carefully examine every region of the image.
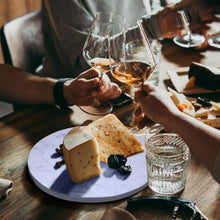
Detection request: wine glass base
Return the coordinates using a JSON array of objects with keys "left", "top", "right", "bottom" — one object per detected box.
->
[
  {"left": 208, "top": 35, "right": 220, "bottom": 49},
  {"left": 129, "top": 126, "right": 150, "bottom": 136},
  {"left": 79, "top": 100, "right": 113, "bottom": 116},
  {"left": 173, "top": 33, "right": 205, "bottom": 48},
  {"left": 129, "top": 124, "right": 164, "bottom": 137}
]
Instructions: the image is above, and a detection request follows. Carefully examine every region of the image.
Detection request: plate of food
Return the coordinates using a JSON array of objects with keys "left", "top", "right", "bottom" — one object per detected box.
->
[
  {"left": 28, "top": 114, "right": 147, "bottom": 203},
  {"left": 167, "top": 62, "right": 220, "bottom": 95},
  {"left": 168, "top": 87, "right": 220, "bottom": 129}
]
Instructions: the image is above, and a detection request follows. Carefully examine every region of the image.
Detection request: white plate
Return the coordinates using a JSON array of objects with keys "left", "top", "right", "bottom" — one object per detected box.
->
[
  {"left": 173, "top": 34, "right": 205, "bottom": 48},
  {"left": 167, "top": 67, "right": 220, "bottom": 95},
  {"left": 28, "top": 127, "right": 147, "bottom": 203},
  {"left": 208, "top": 35, "right": 220, "bottom": 49}
]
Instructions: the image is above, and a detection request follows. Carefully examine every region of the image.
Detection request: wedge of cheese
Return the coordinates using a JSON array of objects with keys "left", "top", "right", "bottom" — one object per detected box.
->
[
  {"left": 168, "top": 87, "right": 195, "bottom": 117},
  {"left": 195, "top": 108, "right": 209, "bottom": 119},
  {"left": 63, "top": 127, "right": 101, "bottom": 183},
  {"left": 210, "top": 101, "right": 220, "bottom": 111}
]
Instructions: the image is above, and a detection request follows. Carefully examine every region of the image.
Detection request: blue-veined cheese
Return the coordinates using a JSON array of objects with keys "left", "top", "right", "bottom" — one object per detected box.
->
[{"left": 63, "top": 127, "right": 101, "bottom": 183}]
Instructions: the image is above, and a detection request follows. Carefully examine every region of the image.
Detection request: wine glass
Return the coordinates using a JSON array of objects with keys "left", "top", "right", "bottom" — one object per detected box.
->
[
  {"left": 108, "top": 21, "right": 163, "bottom": 135},
  {"left": 160, "top": 0, "right": 181, "bottom": 7},
  {"left": 82, "top": 12, "right": 125, "bottom": 116},
  {"left": 208, "top": 28, "right": 220, "bottom": 49},
  {"left": 173, "top": 10, "right": 205, "bottom": 48}
]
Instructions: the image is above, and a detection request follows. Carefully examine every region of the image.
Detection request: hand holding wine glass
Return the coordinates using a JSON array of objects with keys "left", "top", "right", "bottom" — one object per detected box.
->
[
  {"left": 108, "top": 21, "right": 163, "bottom": 135},
  {"left": 173, "top": 10, "right": 205, "bottom": 48},
  {"left": 63, "top": 68, "right": 121, "bottom": 107},
  {"left": 82, "top": 12, "right": 125, "bottom": 115}
]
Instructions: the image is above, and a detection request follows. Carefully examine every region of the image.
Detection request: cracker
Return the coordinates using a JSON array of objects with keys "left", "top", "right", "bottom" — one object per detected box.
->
[{"left": 83, "top": 114, "right": 144, "bottom": 163}]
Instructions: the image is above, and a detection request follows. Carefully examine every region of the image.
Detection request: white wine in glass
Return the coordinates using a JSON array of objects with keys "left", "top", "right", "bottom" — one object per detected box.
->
[
  {"left": 82, "top": 12, "right": 125, "bottom": 115},
  {"left": 108, "top": 21, "right": 162, "bottom": 135}
]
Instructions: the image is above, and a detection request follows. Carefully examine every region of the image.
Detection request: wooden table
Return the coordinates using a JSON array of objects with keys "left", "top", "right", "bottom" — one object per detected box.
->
[{"left": 0, "top": 40, "right": 220, "bottom": 220}]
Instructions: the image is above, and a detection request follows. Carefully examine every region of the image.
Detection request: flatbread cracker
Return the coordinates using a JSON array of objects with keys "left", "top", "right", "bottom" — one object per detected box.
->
[{"left": 83, "top": 114, "right": 144, "bottom": 163}]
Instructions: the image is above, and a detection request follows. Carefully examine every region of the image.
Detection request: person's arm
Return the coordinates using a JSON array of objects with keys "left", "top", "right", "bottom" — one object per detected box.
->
[
  {"left": 178, "top": 0, "right": 220, "bottom": 23},
  {"left": 134, "top": 82, "right": 220, "bottom": 182},
  {"left": 0, "top": 64, "right": 56, "bottom": 105},
  {"left": 165, "top": 110, "right": 220, "bottom": 175},
  {"left": 142, "top": 0, "right": 220, "bottom": 40},
  {"left": 142, "top": 6, "right": 188, "bottom": 39},
  {"left": 0, "top": 64, "right": 121, "bottom": 106}
]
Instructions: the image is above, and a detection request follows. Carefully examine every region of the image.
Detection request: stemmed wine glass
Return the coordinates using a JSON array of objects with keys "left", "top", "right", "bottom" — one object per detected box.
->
[
  {"left": 208, "top": 28, "right": 220, "bottom": 49},
  {"left": 173, "top": 10, "right": 205, "bottom": 48},
  {"left": 108, "top": 21, "right": 162, "bottom": 135},
  {"left": 82, "top": 12, "right": 125, "bottom": 115}
]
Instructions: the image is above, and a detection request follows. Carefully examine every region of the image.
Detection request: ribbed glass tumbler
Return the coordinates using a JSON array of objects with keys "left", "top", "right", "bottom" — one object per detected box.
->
[{"left": 145, "top": 133, "right": 189, "bottom": 194}]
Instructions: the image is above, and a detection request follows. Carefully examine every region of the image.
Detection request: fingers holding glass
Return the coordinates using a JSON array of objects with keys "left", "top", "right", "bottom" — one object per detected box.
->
[
  {"left": 108, "top": 21, "right": 160, "bottom": 135},
  {"left": 81, "top": 12, "right": 125, "bottom": 115}
]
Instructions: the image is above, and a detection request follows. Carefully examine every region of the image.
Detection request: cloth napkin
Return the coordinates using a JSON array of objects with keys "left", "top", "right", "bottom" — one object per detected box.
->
[
  {"left": 0, "top": 178, "right": 13, "bottom": 200},
  {"left": 101, "top": 207, "right": 137, "bottom": 220}
]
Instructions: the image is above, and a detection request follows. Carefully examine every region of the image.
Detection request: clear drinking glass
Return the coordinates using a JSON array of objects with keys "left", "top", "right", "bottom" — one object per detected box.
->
[
  {"left": 145, "top": 133, "right": 190, "bottom": 194},
  {"left": 82, "top": 12, "right": 125, "bottom": 115},
  {"left": 173, "top": 10, "right": 205, "bottom": 48}
]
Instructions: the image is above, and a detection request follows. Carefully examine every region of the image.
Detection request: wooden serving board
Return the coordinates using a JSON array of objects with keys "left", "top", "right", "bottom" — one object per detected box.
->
[
  {"left": 167, "top": 67, "right": 220, "bottom": 95},
  {"left": 28, "top": 128, "right": 147, "bottom": 203}
]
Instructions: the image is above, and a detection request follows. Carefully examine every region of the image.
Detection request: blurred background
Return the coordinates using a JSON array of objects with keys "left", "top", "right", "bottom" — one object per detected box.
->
[{"left": 0, "top": 0, "right": 41, "bottom": 63}]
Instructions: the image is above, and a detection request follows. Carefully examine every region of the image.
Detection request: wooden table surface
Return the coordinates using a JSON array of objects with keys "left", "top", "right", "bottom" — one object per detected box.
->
[{"left": 0, "top": 40, "right": 220, "bottom": 220}]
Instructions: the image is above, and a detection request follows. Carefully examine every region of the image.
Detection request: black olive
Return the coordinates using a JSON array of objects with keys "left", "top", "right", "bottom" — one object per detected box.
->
[
  {"left": 197, "top": 97, "right": 212, "bottom": 107},
  {"left": 116, "top": 154, "right": 127, "bottom": 166},
  {"left": 108, "top": 154, "right": 128, "bottom": 168},
  {"left": 117, "top": 165, "right": 132, "bottom": 175},
  {"left": 108, "top": 154, "right": 120, "bottom": 168},
  {"left": 108, "top": 154, "right": 132, "bottom": 174}
]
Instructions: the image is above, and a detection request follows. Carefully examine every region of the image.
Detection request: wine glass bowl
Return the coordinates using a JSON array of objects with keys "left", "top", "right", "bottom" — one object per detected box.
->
[
  {"left": 173, "top": 10, "right": 205, "bottom": 48},
  {"left": 108, "top": 21, "right": 156, "bottom": 97},
  {"left": 81, "top": 12, "right": 125, "bottom": 115},
  {"left": 108, "top": 21, "right": 159, "bottom": 135},
  {"left": 208, "top": 28, "right": 220, "bottom": 49}
]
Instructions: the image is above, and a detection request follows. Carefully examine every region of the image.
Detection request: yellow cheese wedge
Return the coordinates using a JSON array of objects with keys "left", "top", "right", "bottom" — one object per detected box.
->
[
  {"left": 210, "top": 101, "right": 220, "bottom": 112},
  {"left": 63, "top": 127, "right": 102, "bottom": 183},
  {"left": 168, "top": 87, "right": 195, "bottom": 117},
  {"left": 168, "top": 87, "right": 188, "bottom": 106},
  {"left": 195, "top": 108, "right": 209, "bottom": 119}
]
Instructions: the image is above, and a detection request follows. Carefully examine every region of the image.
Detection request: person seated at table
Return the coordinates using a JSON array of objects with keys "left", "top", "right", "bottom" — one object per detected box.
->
[
  {"left": 36, "top": 0, "right": 220, "bottom": 78},
  {"left": 0, "top": 64, "right": 121, "bottom": 108},
  {"left": 134, "top": 82, "right": 220, "bottom": 183}
]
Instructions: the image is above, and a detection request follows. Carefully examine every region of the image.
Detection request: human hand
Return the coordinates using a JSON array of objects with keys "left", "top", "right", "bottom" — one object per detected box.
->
[
  {"left": 188, "top": 3, "right": 220, "bottom": 50},
  {"left": 158, "top": 7, "right": 188, "bottom": 38},
  {"left": 63, "top": 68, "right": 121, "bottom": 106},
  {"left": 158, "top": 1, "right": 220, "bottom": 40},
  {"left": 134, "top": 82, "right": 180, "bottom": 129}
]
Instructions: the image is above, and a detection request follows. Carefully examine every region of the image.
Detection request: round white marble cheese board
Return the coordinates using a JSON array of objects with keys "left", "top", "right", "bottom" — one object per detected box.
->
[{"left": 28, "top": 127, "right": 147, "bottom": 203}]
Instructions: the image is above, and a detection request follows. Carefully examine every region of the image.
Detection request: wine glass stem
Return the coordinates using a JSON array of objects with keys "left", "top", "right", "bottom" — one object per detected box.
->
[{"left": 188, "top": 30, "right": 192, "bottom": 45}]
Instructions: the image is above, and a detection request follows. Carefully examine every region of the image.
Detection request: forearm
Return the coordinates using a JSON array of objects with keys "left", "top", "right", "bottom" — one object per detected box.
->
[
  {"left": 0, "top": 64, "right": 57, "bottom": 105},
  {"left": 164, "top": 111, "right": 220, "bottom": 173}
]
